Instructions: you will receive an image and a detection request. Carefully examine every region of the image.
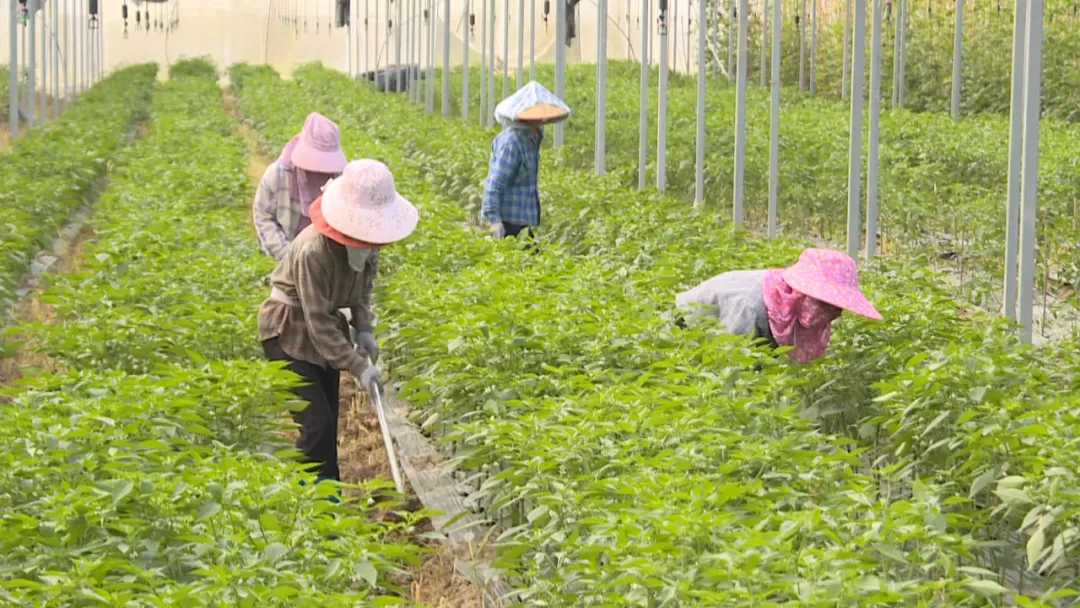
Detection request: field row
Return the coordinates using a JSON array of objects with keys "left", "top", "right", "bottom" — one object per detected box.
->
[
  {"left": 429, "top": 62, "right": 1080, "bottom": 316},
  {"left": 233, "top": 62, "right": 1080, "bottom": 604},
  {"left": 0, "top": 64, "right": 156, "bottom": 321},
  {"left": 0, "top": 60, "right": 425, "bottom": 605}
]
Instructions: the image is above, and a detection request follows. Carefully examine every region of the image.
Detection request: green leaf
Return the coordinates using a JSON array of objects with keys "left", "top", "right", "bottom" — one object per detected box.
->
[
  {"left": 197, "top": 502, "right": 221, "bottom": 521},
  {"left": 354, "top": 561, "right": 378, "bottom": 587},
  {"left": 965, "top": 580, "right": 1007, "bottom": 597},
  {"left": 262, "top": 542, "right": 288, "bottom": 563}
]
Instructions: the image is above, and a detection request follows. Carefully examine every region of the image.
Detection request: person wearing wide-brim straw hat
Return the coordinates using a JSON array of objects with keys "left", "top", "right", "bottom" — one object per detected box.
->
[
  {"left": 258, "top": 159, "right": 418, "bottom": 485},
  {"left": 253, "top": 112, "right": 348, "bottom": 261},
  {"left": 482, "top": 81, "right": 570, "bottom": 240},
  {"left": 675, "top": 249, "right": 882, "bottom": 364}
]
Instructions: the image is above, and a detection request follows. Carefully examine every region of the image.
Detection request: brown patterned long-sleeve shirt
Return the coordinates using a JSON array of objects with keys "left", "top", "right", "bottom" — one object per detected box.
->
[{"left": 257, "top": 225, "right": 379, "bottom": 378}]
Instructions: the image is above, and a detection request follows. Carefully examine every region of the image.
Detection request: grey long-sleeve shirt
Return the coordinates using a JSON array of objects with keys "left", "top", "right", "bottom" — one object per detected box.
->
[{"left": 675, "top": 269, "right": 778, "bottom": 347}]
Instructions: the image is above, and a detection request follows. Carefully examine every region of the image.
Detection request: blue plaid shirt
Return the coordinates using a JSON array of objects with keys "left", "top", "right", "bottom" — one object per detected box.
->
[{"left": 482, "top": 126, "right": 543, "bottom": 227}]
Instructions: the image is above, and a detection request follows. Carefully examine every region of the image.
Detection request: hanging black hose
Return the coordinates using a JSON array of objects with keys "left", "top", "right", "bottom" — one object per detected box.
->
[
  {"left": 122, "top": 2, "right": 129, "bottom": 37},
  {"left": 337, "top": 0, "right": 350, "bottom": 28},
  {"left": 469, "top": 6, "right": 475, "bottom": 38},
  {"left": 543, "top": 0, "right": 549, "bottom": 28}
]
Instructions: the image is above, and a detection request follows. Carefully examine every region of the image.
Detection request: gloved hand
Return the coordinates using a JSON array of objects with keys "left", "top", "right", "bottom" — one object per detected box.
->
[
  {"left": 489, "top": 222, "right": 506, "bottom": 239},
  {"left": 359, "top": 365, "right": 382, "bottom": 393},
  {"left": 351, "top": 328, "right": 379, "bottom": 364}
]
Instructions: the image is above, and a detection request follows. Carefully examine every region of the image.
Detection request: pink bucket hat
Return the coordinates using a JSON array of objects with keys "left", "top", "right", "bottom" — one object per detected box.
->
[
  {"left": 319, "top": 159, "right": 418, "bottom": 245},
  {"left": 781, "top": 249, "right": 883, "bottom": 320},
  {"left": 290, "top": 113, "right": 348, "bottom": 174}
]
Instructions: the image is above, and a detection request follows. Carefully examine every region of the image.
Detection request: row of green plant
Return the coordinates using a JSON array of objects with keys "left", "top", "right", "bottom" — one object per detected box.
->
[
  {"left": 0, "top": 59, "right": 428, "bottom": 606},
  {"left": 695, "top": 0, "right": 1080, "bottom": 121},
  {"left": 235, "top": 61, "right": 1080, "bottom": 604},
  {"left": 428, "top": 61, "right": 1080, "bottom": 317},
  {"left": 0, "top": 64, "right": 156, "bottom": 323}
]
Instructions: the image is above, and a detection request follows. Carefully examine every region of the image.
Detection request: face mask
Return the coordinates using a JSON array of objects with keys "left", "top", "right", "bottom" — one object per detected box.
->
[
  {"left": 346, "top": 247, "right": 375, "bottom": 272},
  {"left": 797, "top": 298, "right": 843, "bottom": 329}
]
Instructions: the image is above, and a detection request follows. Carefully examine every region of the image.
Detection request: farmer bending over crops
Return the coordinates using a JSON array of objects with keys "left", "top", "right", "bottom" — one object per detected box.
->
[
  {"left": 482, "top": 82, "right": 570, "bottom": 240},
  {"left": 258, "top": 159, "right": 418, "bottom": 484},
  {"left": 675, "top": 249, "right": 882, "bottom": 363},
  {"left": 253, "top": 112, "right": 347, "bottom": 261}
]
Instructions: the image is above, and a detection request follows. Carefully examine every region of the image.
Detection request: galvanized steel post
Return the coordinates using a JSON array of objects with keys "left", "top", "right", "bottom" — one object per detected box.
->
[
  {"left": 638, "top": 0, "right": 649, "bottom": 188},
  {"left": 733, "top": 0, "right": 748, "bottom": 225},
  {"left": 1016, "top": 0, "right": 1043, "bottom": 342},
  {"left": 657, "top": 0, "right": 667, "bottom": 192},
  {"left": 695, "top": 0, "right": 705, "bottom": 205},
  {"left": 442, "top": 0, "right": 449, "bottom": 115},
  {"left": 846, "top": 0, "right": 867, "bottom": 258},
  {"left": 554, "top": 0, "right": 565, "bottom": 147},
  {"left": 1003, "top": 0, "right": 1025, "bottom": 319},
  {"left": 768, "top": 0, "right": 780, "bottom": 236},
  {"left": 596, "top": 0, "right": 608, "bottom": 174},
  {"left": 951, "top": 0, "right": 963, "bottom": 121},
  {"left": 866, "top": 0, "right": 882, "bottom": 258}
]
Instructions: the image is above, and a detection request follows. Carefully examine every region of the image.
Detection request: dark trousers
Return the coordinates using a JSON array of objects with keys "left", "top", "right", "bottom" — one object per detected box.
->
[
  {"left": 262, "top": 338, "right": 341, "bottom": 482},
  {"left": 503, "top": 223, "right": 533, "bottom": 238}
]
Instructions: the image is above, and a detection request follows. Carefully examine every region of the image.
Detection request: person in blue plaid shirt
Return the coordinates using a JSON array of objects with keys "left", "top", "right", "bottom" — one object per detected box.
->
[{"left": 483, "top": 82, "right": 570, "bottom": 239}]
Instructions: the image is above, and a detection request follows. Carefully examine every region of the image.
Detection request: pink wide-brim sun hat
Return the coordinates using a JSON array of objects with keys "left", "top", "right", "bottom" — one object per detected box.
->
[
  {"left": 290, "top": 113, "right": 348, "bottom": 174},
  {"left": 320, "top": 159, "right": 419, "bottom": 245},
  {"left": 782, "top": 248, "right": 883, "bottom": 320}
]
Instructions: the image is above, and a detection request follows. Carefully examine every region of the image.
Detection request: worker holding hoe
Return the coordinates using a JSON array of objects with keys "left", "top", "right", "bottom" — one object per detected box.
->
[
  {"left": 258, "top": 159, "right": 418, "bottom": 486},
  {"left": 482, "top": 82, "right": 570, "bottom": 240},
  {"left": 675, "top": 249, "right": 882, "bottom": 363}
]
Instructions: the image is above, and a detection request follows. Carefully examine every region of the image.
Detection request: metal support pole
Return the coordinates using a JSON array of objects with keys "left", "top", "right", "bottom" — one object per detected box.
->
[
  {"left": 554, "top": 0, "right": 565, "bottom": 147},
  {"left": 1016, "top": 0, "right": 1043, "bottom": 342},
  {"left": 759, "top": 0, "right": 766, "bottom": 87},
  {"left": 428, "top": 0, "right": 435, "bottom": 111},
  {"left": 846, "top": 0, "right": 866, "bottom": 258},
  {"left": 899, "top": 0, "right": 907, "bottom": 104},
  {"left": 487, "top": 0, "right": 494, "bottom": 126},
  {"left": 42, "top": 1, "right": 48, "bottom": 116},
  {"left": 798, "top": 0, "right": 805, "bottom": 89},
  {"left": 529, "top": 0, "right": 535, "bottom": 80},
  {"left": 442, "top": 0, "right": 449, "bottom": 114},
  {"left": 502, "top": 0, "right": 508, "bottom": 98},
  {"left": 892, "top": 0, "right": 900, "bottom": 108},
  {"left": 657, "top": 5, "right": 667, "bottom": 191},
  {"left": 80, "top": 0, "right": 85, "bottom": 92},
  {"left": 396, "top": 0, "right": 403, "bottom": 92},
  {"left": 517, "top": 0, "right": 523, "bottom": 88},
  {"left": 29, "top": 5, "right": 36, "bottom": 124},
  {"left": 1003, "top": 0, "right": 1025, "bottom": 319},
  {"left": 481, "top": 0, "right": 488, "bottom": 121},
  {"left": 695, "top": 0, "right": 705, "bottom": 205},
  {"left": 596, "top": 0, "right": 607, "bottom": 174},
  {"left": 461, "top": 2, "right": 469, "bottom": 119},
  {"left": 64, "top": 0, "right": 69, "bottom": 108},
  {"left": 733, "top": 0, "right": 748, "bottom": 225},
  {"left": 951, "top": 0, "right": 963, "bottom": 121},
  {"left": 767, "top": 0, "right": 780, "bottom": 235},
  {"left": 638, "top": 0, "right": 649, "bottom": 189},
  {"left": 8, "top": 0, "right": 18, "bottom": 138},
  {"left": 842, "top": 0, "right": 850, "bottom": 98},
  {"left": 866, "top": 0, "right": 882, "bottom": 258},
  {"left": 52, "top": 0, "right": 58, "bottom": 118},
  {"left": 365, "top": 0, "right": 370, "bottom": 74},
  {"left": 810, "top": 0, "right": 817, "bottom": 95},
  {"left": 405, "top": 0, "right": 411, "bottom": 97},
  {"left": 376, "top": 0, "right": 381, "bottom": 74}
]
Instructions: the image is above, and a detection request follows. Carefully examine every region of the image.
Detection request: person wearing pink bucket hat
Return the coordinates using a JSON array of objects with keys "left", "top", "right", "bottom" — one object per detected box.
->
[
  {"left": 257, "top": 159, "right": 417, "bottom": 485},
  {"left": 675, "top": 249, "right": 882, "bottom": 364},
  {"left": 253, "top": 112, "right": 348, "bottom": 262}
]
